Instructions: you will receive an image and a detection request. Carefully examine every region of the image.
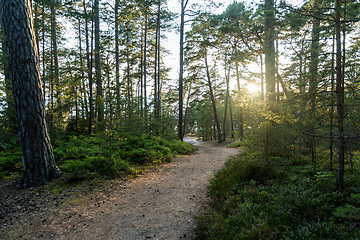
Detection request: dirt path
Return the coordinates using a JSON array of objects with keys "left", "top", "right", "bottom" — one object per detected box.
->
[{"left": 1, "top": 138, "right": 238, "bottom": 240}]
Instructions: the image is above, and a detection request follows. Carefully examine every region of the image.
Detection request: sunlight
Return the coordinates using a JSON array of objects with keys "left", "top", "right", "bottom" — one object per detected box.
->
[{"left": 245, "top": 82, "right": 259, "bottom": 95}]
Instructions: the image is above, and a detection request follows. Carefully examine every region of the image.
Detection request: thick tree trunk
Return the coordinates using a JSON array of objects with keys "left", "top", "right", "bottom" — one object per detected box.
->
[{"left": 1, "top": 0, "right": 61, "bottom": 187}]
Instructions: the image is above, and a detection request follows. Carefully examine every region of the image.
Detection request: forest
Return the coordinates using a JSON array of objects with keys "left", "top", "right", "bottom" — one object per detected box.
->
[{"left": 1, "top": 0, "right": 360, "bottom": 238}]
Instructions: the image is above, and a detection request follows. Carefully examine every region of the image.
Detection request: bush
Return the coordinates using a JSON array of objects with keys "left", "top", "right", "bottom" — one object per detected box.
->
[
  {"left": 1, "top": 133, "right": 197, "bottom": 182},
  {"left": 195, "top": 149, "right": 360, "bottom": 240},
  {"left": 59, "top": 156, "right": 132, "bottom": 182}
]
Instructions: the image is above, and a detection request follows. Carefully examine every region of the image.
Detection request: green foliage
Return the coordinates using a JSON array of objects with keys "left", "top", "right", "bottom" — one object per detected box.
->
[
  {"left": 0, "top": 137, "right": 22, "bottom": 179},
  {"left": 1, "top": 133, "right": 197, "bottom": 182},
  {"left": 52, "top": 134, "right": 197, "bottom": 182},
  {"left": 195, "top": 149, "right": 360, "bottom": 240}
]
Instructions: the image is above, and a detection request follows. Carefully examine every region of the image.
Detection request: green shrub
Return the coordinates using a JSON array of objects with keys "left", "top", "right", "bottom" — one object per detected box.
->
[
  {"left": 196, "top": 149, "right": 360, "bottom": 240},
  {"left": 59, "top": 156, "right": 132, "bottom": 182}
]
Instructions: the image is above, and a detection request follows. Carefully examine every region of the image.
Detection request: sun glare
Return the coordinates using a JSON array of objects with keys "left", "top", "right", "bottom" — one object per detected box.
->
[{"left": 245, "top": 82, "right": 259, "bottom": 95}]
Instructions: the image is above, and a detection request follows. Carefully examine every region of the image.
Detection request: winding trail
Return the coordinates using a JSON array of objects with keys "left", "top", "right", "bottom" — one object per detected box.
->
[{"left": 2, "top": 138, "right": 238, "bottom": 240}]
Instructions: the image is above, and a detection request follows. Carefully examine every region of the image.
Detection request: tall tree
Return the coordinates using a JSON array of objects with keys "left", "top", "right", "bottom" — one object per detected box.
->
[
  {"left": 50, "top": 0, "right": 61, "bottom": 126},
  {"left": 264, "top": 0, "right": 276, "bottom": 160},
  {"left": 335, "top": 0, "right": 345, "bottom": 190},
  {"left": 94, "top": 0, "right": 104, "bottom": 129},
  {"left": 264, "top": 0, "right": 276, "bottom": 104},
  {"left": 1, "top": 0, "right": 61, "bottom": 187},
  {"left": 308, "top": 0, "right": 321, "bottom": 173},
  {"left": 178, "top": 0, "right": 189, "bottom": 141},
  {"left": 114, "top": 0, "right": 121, "bottom": 116}
]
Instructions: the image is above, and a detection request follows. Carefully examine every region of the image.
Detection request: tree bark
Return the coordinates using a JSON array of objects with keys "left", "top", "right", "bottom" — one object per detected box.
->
[{"left": 1, "top": 0, "right": 61, "bottom": 187}]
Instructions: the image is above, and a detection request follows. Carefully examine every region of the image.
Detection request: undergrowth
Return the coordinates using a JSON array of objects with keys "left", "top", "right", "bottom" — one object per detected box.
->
[
  {"left": 195, "top": 149, "right": 360, "bottom": 239},
  {"left": 0, "top": 133, "right": 197, "bottom": 182}
]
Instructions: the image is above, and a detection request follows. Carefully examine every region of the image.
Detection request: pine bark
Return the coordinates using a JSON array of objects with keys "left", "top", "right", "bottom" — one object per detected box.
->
[{"left": 1, "top": 0, "right": 61, "bottom": 187}]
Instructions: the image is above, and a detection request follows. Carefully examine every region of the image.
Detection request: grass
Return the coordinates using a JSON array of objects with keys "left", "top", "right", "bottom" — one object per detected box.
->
[{"left": 195, "top": 149, "right": 360, "bottom": 240}]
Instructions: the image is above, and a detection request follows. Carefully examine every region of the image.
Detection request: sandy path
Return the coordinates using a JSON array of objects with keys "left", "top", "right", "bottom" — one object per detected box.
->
[{"left": 1, "top": 139, "right": 237, "bottom": 240}]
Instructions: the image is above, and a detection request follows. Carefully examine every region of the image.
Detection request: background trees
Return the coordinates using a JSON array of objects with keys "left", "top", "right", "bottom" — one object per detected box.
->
[{"left": 0, "top": 0, "right": 359, "bottom": 190}]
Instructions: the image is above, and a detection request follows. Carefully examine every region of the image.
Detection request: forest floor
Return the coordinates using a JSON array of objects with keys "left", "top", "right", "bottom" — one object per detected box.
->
[{"left": 0, "top": 137, "right": 238, "bottom": 240}]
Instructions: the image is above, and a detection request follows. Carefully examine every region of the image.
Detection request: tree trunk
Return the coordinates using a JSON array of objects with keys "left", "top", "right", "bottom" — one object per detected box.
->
[
  {"left": 115, "top": 0, "right": 120, "bottom": 116},
  {"left": 335, "top": 0, "right": 345, "bottom": 190},
  {"left": 78, "top": 19, "right": 88, "bottom": 119},
  {"left": 1, "top": 0, "right": 61, "bottom": 187},
  {"left": 50, "top": 0, "right": 61, "bottom": 122},
  {"left": 235, "top": 59, "right": 244, "bottom": 139},
  {"left": 178, "top": 0, "right": 188, "bottom": 141},
  {"left": 229, "top": 97, "right": 235, "bottom": 139},
  {"left": 260, "top": 53, "right": 264, "bottom": 101},
  {"left": 330, "top": 30, "right": 335, "bottom": 170},
  {"left": 264, "top": 0, "right": 275, "bottom": 161},
  {"left": 126, "top": 26, "right": 132, "bottom": 121},
  {"left": 94, "top": 0, "right": 104, "bottom": 129},
  {"left": 154, "top": 0, "right": 161, "bottom": 123},
  {"left": 143, "top": 13, "right": 148, "bottom": 121},
  {"left": 204, "top": 50, "right": 222, "bottom": 143},
  {"left": 264, "top": 0, "right": 276, "bottom": 104},
  {"left": 83, "top": 0, "right": 93, "bottom": 134},
  {"left": 223, "top": 76, "right": 229, "bottom": 142},
  {"left": 309, "top": 1, "right": 320, "bottom": 173}
]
